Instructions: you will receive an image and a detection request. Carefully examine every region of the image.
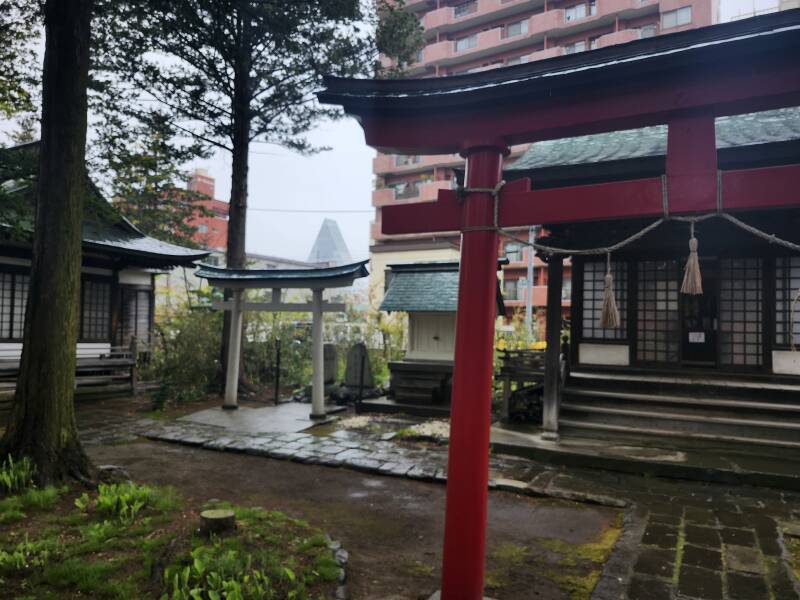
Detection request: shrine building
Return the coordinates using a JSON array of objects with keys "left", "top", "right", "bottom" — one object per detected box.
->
[{"left": 319, "top": 10, "right": 800, "bottom": 596}]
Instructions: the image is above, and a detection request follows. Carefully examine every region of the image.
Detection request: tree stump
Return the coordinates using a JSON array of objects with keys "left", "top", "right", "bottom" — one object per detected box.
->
[{"left": 199, "top": 509, "right": 236, "bottom": 536}]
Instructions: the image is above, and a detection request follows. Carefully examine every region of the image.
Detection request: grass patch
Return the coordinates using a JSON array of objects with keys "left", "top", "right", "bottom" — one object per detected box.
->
[
  {"left": 2, "top": 481, "right": 340, "bottom": 599},
  {"left": 0, "top": 486, "right": 64, "bottom": 523}
]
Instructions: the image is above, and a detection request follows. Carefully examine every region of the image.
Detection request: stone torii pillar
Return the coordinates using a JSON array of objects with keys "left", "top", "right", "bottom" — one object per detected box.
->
[
  {"left": 223, "top": 288, "right": 244, "bottom": 410},
  {"left": 310, "top": 288, "right": 325, "bottom": 419}
]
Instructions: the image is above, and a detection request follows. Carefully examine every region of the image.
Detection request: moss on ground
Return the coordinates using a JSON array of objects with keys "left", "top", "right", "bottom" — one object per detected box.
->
[
  {"left": 533, "top": 518, "right": 623, "bottom": 600},
  {"left": 787, "top": 536, "right": 800, "bottom": 580}
]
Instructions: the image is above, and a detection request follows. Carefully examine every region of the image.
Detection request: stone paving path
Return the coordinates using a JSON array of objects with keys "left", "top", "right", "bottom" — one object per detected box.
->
[{"left": 78, "top": 412, "right": 800, "bottom": 600}]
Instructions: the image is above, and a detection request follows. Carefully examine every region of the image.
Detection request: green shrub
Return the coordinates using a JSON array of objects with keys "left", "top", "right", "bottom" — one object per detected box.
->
[
  {"left": 76, "top": 482, "right": 155, "bottom": 525},
  {"left": 151, "top": 299, "right": 223, "bottom": 407},
  {"left": 0, "top": 455, "right": 36, "bottom": 494}
]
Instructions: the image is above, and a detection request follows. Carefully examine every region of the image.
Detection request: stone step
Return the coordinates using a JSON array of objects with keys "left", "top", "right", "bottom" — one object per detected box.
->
[
  {"left": 560, "top": 401, "right": 800, "bottom": 445},
  {"left": 559, "top": 419, "right": 800, "bottom": 449},
  {"left": 568, "top": 369, "right": 800, "bottom": 401},
  {"left": 562, "top": 386, "right": 800, "bottom": 412}
]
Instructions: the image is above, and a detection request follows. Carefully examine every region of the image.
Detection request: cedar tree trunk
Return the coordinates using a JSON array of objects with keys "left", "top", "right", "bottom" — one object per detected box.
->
[
  {"left": 1, "top": 0, "right": 94, "bottom": 485},
  {"left": 219, "top": 25, "right": 251, "bottom": 387}
]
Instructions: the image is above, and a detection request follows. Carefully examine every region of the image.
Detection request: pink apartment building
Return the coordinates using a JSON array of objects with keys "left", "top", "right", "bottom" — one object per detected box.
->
[{"left": 371, "top": 0, "right": 719, "bottom": 331}]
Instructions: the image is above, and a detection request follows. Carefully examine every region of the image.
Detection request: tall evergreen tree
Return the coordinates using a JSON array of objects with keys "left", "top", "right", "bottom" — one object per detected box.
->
[
  {"left": 95, "top": 0, "right": 423, "bottom": 376},
  {"left": 0, "top": 0, "right": 39, "bottom": 118},
  {"left": 95, "top": 110, "right": 212, "bottom": 247},
  {"left": 1, "top": 0, "right": 95, "bottom": 484}
]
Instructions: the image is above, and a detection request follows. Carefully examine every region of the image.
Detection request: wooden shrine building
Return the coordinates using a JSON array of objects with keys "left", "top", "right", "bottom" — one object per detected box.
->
[
  {"left": 0, "top": 142, "right": 208, "bottom": 412},
  {"left": 319, "top": 10, "right": 800, "bottom": 597}
]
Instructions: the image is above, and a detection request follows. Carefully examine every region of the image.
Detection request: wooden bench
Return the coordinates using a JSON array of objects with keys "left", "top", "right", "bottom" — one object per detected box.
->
[{"left": 0, "top": 343, "right": 138, "bottom": 423}]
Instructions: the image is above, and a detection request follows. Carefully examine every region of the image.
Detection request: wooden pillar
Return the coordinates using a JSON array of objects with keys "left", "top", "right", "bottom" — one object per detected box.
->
[
  {"left": 543, "top": 257, "right": 563, "bottom": 439},
  {"left": 310, "top": 288, "right": 325, "bottom": 419},
  {"left": 441, "top": 142, "right": 506, "bottom": 599},
  {"left": 223, "top": 288, "right": 243, "bottom": 410}
]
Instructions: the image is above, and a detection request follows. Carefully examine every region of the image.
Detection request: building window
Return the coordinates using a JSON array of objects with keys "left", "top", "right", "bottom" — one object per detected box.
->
[
  {"left": 776, "top": 257, "right": 800, "bottom": 347},
  {"left": 454, "top": 1, "right": 477, "bottom": 18},
  {"left": 505, "top": 19, "right": 529, "bottom": 38},
  {"left": 661, "top": 6, "right": 692, "bottom": 29},
  {"left": 636, "top": 260, "right": 679, "bottom": 362},
  {"left": 589, "top": 36, "right": 600, "bottom": 50},
  {"left": 81, "top": 280, "right": 111, "bottom": 341},
  {"left": 503, "top": 278, "right": 519, "bottom": 300},
  {"left": 394, "top": 154, "right": 421, "bottom": 167},
  {"left": 0, "top": 272, "right": 29, "bottom": 340},
  {"left": 564, "top": 40, "right": 587, "bottom": 54},
  {"left": 720, "top": 258, "right": 763, "bottom": 366},
  {"left": 504, "top": 242, "right": 523, "bottom": 262},
  {"left": 506, "top": 55, "right": 528, "bottom": 66},
  {"left": 120, "top": 287, "right": 153, "bottom": 348},
  {"left": 198, "top": 224, "right": 208, "bottom": 234},
  {"left": 455, "top": 34, "right": 478, "bottom": 52},
  {"left": 583, "top": 261, "right": 627, "bottom": 340},
  {"left": 639, "top": 24, "right": 657, "bottom": 38},
  {"left": 565, "top": 2, "right": 594, "bottom": 21}
]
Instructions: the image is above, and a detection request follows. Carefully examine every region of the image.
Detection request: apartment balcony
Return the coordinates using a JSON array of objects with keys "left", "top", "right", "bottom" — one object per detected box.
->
[
  {"left": 595, "top": 28, "right": 640, "bottom": 47},
  {"left": 373, "top": 152, "right": 464, "bottom": 175},
  {"left": 422, "top": 0, "right": 549, "bottom": 38},
  {"left": 372, "top": 180, "right": 453, "bottom": 207},
  {"left": 525, "top": 46, "right": 565, "bottom": 61}
]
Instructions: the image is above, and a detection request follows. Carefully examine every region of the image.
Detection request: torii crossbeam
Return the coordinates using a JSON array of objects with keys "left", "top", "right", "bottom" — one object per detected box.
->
[{"left": 318, "top": 12, "right": 800, "bottom": 599}]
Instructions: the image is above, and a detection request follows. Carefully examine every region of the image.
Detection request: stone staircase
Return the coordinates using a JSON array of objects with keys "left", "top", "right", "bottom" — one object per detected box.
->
[{"left": 560, "top": 368, "right": 800, "bottom": 448}]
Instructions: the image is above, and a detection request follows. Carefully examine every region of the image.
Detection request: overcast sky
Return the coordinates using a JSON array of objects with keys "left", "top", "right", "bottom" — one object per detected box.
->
[
  {"left": 1, "top": 0, "right": 777, "bottom": 263},
  {"left": 197, "top": 119, "right": 374, "bottom": 263}
]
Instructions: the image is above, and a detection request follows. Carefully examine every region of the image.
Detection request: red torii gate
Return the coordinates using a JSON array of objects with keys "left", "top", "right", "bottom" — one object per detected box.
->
[{"left": 319, "top": 11, "right": 800, "bottom": 599}]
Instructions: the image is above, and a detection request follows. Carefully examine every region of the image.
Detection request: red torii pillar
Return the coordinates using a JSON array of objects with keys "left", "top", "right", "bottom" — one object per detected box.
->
[
  {"left": 384, "top": 139, "right": 531, "bottom": 597},
  {"left": 441, "top": 143, "right": 505, "bottom": 598}
]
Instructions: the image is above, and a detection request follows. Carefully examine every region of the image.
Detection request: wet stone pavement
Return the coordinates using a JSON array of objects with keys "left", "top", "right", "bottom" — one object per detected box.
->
[{"left": 78, "top": 411, "right": 800, "bottom": 600}]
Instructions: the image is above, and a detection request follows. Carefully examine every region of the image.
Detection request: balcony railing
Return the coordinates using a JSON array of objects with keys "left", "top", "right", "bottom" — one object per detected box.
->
[{"left": 372, "top": 180, "right": 453, "bottom": 207}]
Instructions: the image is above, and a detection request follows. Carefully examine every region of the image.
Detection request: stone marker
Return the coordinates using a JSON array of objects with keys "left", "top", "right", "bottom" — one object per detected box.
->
[
  {"left": 200, "top": 509, "right": 236, "bottom": 536},
  {"left": 324, "top": 344, "right": 338, "bottom": 384},
  {"left": 344, "top": 342, "right": 373, "bottom": 389}
]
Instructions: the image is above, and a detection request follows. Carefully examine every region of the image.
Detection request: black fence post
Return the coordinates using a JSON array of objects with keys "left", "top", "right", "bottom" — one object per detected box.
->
[
  {"left": 274, "top": 338, "right": 281, "bottom": 404},
  {"left": 357, "top": 349, "right": 366, "bottom": 408}
]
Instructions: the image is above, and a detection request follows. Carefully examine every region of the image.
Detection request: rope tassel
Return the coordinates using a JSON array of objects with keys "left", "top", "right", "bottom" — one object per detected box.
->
[
  {"left": 681, "top": 223, "right": 703, "bottom": 295},
  {"left": 600, "top": 253, "right": 620, "bottom": 329}
]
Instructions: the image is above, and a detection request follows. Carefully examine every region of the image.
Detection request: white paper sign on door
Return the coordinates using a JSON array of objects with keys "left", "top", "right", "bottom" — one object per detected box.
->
[{"left": 689, "top": 332, "right": 706, "bottom": 344}]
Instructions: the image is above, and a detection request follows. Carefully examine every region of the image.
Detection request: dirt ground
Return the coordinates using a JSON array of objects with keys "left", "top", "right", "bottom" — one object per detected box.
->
[{"left": 88, "top": 440, "right": 621, "bottom": 600}]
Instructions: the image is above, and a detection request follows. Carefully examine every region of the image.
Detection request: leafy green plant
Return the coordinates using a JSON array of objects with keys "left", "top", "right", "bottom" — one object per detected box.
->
[
  {"left": 0, "top": 455, "right": 36, "bottom": 494},
  {"left": 0, "top": 535, "right": 60, "bottom": 574},
  {"left": 162, "top": 544, "right": 274, "bottom": 600},
  {"left": 76, "top": 482, "right": 154, "bottom": 525}
]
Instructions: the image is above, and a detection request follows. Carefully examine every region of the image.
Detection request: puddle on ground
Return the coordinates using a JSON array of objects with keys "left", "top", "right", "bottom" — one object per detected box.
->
[{"left": 605, "top": 445, "right": 687, "bottom": 463}]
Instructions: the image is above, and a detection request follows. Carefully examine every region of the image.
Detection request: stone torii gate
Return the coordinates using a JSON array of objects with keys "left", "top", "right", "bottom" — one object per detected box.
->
[
  {"left": 196, "top": 261, "right": 369, "bottom": 418},
  {"left": 318, "top": 12, "right": 800, "bottom": 599}
]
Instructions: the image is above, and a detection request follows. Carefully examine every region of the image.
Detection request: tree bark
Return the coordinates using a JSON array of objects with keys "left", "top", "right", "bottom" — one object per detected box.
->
[
  {"left": 220, "top": 18, "right": 251, "bottom": 386},
  {"left": 0, "top": 0, "right": 94, "bottom": 485}
]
